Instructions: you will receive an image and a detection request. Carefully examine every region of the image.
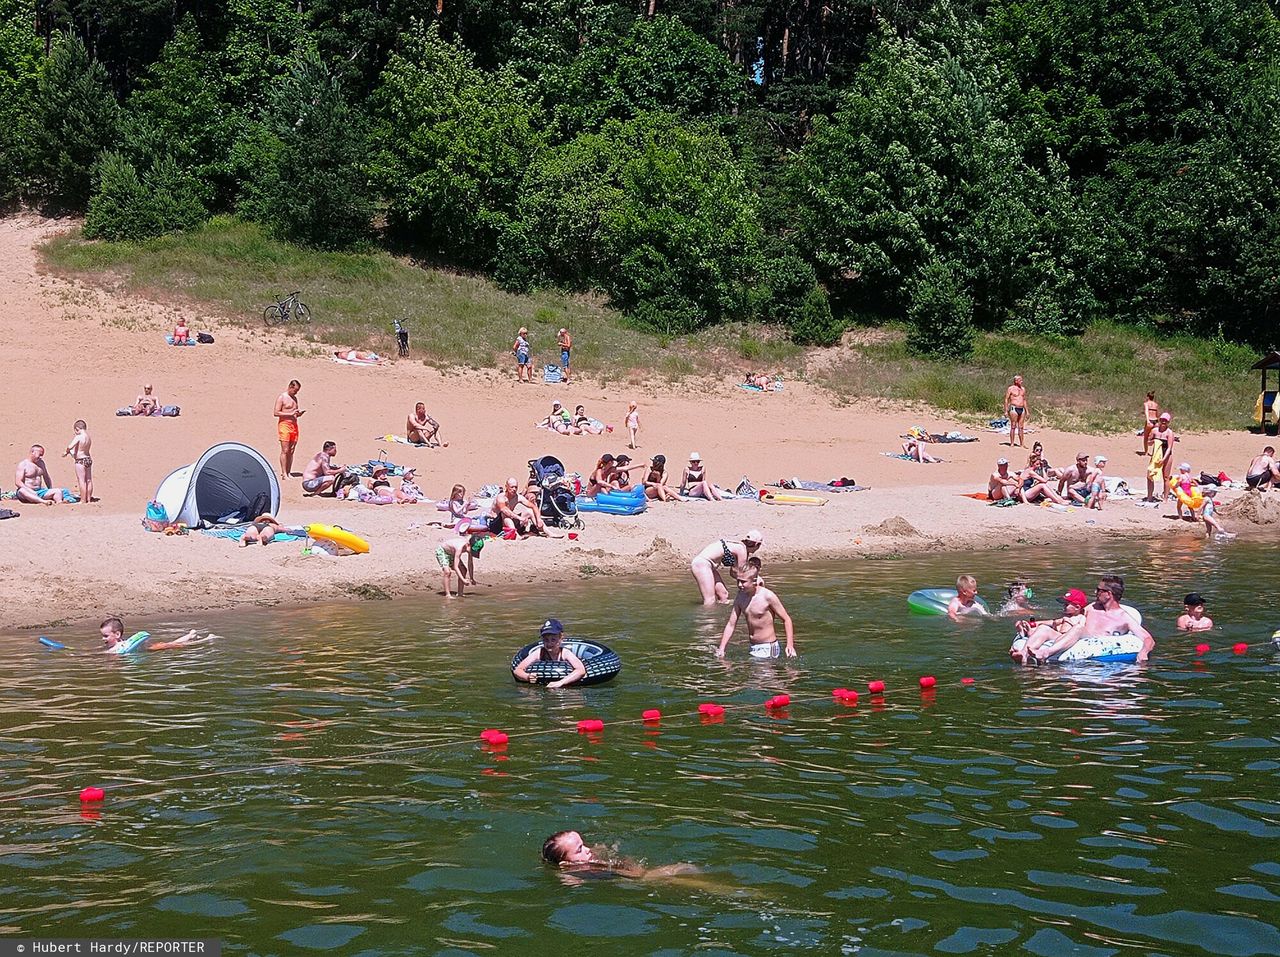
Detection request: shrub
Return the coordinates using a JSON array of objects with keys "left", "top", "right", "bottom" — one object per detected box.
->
[
  {"left": 84, "top": 152, "right": 206, "bottom": 242},
  {"left": 906, "top": 259, "right": 975, "bottom": 358}
]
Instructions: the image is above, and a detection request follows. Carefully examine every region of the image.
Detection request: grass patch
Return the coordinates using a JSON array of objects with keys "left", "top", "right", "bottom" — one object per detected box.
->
[{"left": 817, "top": 322, "right": 1262, "bottom": 432}]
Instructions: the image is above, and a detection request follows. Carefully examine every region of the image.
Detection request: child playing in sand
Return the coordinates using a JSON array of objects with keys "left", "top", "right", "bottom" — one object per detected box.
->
[
  {"left": 63, "top": 420, "right": 92, "bottom": 505},
  {"left": 436, "top": 529, "right": 484, "bottom": 598},
  {"left": 1176, "top": 593, "right": 1213, "bottom": 631},
  {"left": 1201, "top": 487, "right": 1234, "bottom": 540},
  {"left": 626, "top": 401, "right": 640, "bottom": 449},
  {"left": 947, "top": 575, "right": 988, "bottom": 621}
]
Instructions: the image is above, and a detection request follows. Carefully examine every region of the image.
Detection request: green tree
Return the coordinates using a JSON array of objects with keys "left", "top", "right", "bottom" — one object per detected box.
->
[
  {"left": 0, "top": 0, "right": 41, "bottom": 201},
  {"left": 23, "top": 31, "right": 119, "bottom": 209},
  {"left": 84, "top": 151, "right": 206, "bottom": 241},
  {"left": 255, "top": 50, "right": 372, "bottom": 249},
  {"left": 369, "top": 21, "right": 544, "bottom": 264}
]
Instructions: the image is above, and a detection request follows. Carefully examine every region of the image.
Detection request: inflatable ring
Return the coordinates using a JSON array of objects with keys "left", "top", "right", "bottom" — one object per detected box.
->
[
  {"left": 511, "top": 639, "right": 622, "bottom": 686},
  {"left": 907, "top": 588, "right": 990, "bottom": 616},
  {"left": 1010, "top": 633, "right": 1143, "bottom": 663},
  {"left": 306, "top": 523, "right": 370, "bottom": 554}
]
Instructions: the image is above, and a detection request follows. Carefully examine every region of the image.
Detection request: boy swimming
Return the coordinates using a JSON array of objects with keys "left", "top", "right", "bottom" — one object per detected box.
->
[
  {"left": 1176, "top": 593, "right": 1214, "bottom": 632},
  {"left": 947, "top": 575, "right": 988, "bottom": 621}
]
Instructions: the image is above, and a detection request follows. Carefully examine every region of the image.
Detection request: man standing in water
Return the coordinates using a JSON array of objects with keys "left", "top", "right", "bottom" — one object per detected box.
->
[
  {"left": 1034, "top": 575, "right": 1155, "bottom": 663},
  {"left": 273, "top": 379, "right": 305, "bottom": 480},
  {"left": 716, "top": 563, "right": 796, "bottom": 658},
  {"left": 1003, "top": 374, "right": 1029, "bottom": 448}
]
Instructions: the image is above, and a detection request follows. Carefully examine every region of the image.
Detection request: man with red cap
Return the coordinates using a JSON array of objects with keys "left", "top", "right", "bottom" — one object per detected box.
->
[{"left": 1010, "top": 587, "right": 1089, "bottom": 665}]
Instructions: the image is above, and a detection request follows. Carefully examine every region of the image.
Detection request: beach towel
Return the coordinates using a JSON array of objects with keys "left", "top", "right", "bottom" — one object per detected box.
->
[
  {"left": 166, "top": 336, "right": 198, "bottom": 346},
  {"left": 883, "top": 452, "right": 943, "bottom": 463},
  {"left": 200, "top": 526, "right": 306, "bottom": 542},
  {"left": 904, "top": 427, "right": 978, "bottom": 443},
  {"left": 333, "top": 352, "right": 385, "bottom": 365},
  {"left": 960, "top": 492, "right": 992, "bottom": 500},
  {"left": 379, "top": 434, "right": 430, "bottom": 448},
  {"left": 776, "top": 478, "right": 869, "bottom": 493},
  {"left": 1147, "top": 442, "right": 1166, "bottom": 483}
]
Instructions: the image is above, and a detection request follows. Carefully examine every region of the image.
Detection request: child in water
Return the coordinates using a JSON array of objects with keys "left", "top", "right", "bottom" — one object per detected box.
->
[
  {"left": 100, "top": 617, "right": 219, "bottom": 653},
  {"left": 542, "top": 831, "right": 700, "bottom": 881},
  {"left": 947, "top": 575, "right": 988, "bottom": 621},
  {"left": 1176, "top": 593, "right": 1214, "bottom": 632},
  {"left": 1200, "top": 487, "right": 1234, "bottom": 540}
]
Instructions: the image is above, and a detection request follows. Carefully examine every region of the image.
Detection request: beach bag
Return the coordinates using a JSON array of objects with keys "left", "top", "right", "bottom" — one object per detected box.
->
[
  {"left": 142, "top": 500, "right": 169, "bottom": 532},
  {"left": 197, "top": 332, "right": 214, "bottom": 344},
  {"left": 1198, "top": 471, "right": 1222, "bottom": 487},
  {"left": 736, "top": 476, "right": 757, "bottom": 498},
  {"left": 160, "top": 405, "right": 180, "bottom": 416},
  {"left": 543, "top": 364, "right": 563, "bottom": 384}
]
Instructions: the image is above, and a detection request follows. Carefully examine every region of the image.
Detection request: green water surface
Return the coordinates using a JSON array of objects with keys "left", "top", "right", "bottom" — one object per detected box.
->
[{"left": 2, "top": 538, "right": 1279, "bottom": 956}]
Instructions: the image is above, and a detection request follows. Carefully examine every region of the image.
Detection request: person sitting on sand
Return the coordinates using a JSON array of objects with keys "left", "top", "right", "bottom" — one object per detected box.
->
[
  {"left": 487, "top": 477, "right": 550, "bottom": 536},
  {"left": 1056, "top": 451, "right": 1093, "bottom": 504},
  {"left": 395, "top": 468, "right": 426, "bottom": 504},
  {"left": 241, "top": 513, "right": 285, "bottom": 546},
  {"left": 537, "top": 401, "right": 579, "bottom": 435},
  {"left": 302, "top": 441, "right": 345, "bottom": 495},
  {"left": 407, "top": 403, "right": 445, "bottom": 446},
  {"left": 1018, "top": 451, "right": 1068, "bottom": 505},
  {"left": 716, "top": 562, "right": 796, "bottom": 659},
  {"left": 988, "top": 458, "right": 1019, "bottom": 502},
  {"left": 1176, "top": 592, "right": 1213, "bottom": 632},
  {"left": 514, "top": 618, "right": 586, "bottom": 687},
  {"left": 541, "top": 830, "right": 702, "bottom": 882},
  {"left": 586, "top": 454, "right": 619, "bottom": 497},
  {"left": 902, "top": 437, "right": 941, "bottom": 463},
  {"left": 172, "top": 318, "right": 190, "bottom": 344},
  {"left": 612, "top": 454, "right": 646, "bottom": 491},
  {"left": 132, "top": 384, "right": 159, "bottom": 416},
  {"left": 947, "top": 574, "right": 989, "bottom": 621},
  {"left": 1034, "top": 576, "right": 1155, "bottom": 663},
  {"left": 14, "top": 445, "right": 59, "bottom": 506},
  {"left": 1012, "top": 588, "right": 1088, "bottom": 664},
  {"left": 1246, "top": 446, "right": 1279, "bottom": 490},
  {"left": 691, "top": 530, "right": 763, "bottom": 604},
  {"left": 644, "top": 454, "right": 680, "bottom": 502},
  {"left": 572, "top": 405, "right": 608, "bottom": 435},
  {"left": 100, "top": 616, "right": 219, "bottom": 653},
  {"left": 681, "top": 452, "right": 723, "bottom": 501},
  {"left": 1030, "top": 442, "right": 1059, "bottom": 480}
]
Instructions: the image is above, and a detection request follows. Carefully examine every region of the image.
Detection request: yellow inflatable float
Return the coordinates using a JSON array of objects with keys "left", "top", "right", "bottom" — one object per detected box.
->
[
  {"left": 759, "top": 489, "right": 826, "bottom": 506},
  {"left": 306, "top": 524, "right": 371, "bottom": 554}
]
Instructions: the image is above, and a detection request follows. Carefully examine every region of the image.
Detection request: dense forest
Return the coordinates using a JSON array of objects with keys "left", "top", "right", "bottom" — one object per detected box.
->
[{"left": 1, "top": 0, "right": 1277, "bottom": 355}]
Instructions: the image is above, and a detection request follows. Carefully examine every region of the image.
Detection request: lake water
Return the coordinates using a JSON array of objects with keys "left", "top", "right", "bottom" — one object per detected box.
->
[{"left": 3, "top": 539, "right": 1279, "bottom": 955}]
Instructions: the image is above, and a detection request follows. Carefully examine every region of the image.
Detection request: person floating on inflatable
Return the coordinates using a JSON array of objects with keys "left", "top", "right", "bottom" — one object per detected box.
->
[
  {"left": 513, "top": 619, "right": 585, "bottom": 688},
  {"left": 1176, "top": 593, "right": 1214, "bottom": 632},
  {"left": 948, "top": 575, "right": 990, "bottom": 622},
  {"left": 1169, "top": 463, "right": 1203, "bottom": 520},
  {"left": 1032, "top": 576, "right": 1155, "bottom": 664},
  {"left": 100, "top": 617, "right": 219, "bottom": 654},
  {"left": 1011, "top": 588, "right": 1088, "bottom": 664}
]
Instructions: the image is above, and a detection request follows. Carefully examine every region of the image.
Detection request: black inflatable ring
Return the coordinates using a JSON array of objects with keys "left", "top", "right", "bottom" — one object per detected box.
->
[{"left": 511, "top": 638, "right": 622, "bottom": 686}]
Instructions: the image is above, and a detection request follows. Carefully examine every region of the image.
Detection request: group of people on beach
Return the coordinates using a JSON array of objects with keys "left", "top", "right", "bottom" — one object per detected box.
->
[
  {"left": 514, "top": 326, "right": 574, "bottom": 384},
  {"left": 9, "top": 425, "right": 93, "bottom": 506},
  {"left": 988, "top": 442, "right": 1110, "bottom": 508}
]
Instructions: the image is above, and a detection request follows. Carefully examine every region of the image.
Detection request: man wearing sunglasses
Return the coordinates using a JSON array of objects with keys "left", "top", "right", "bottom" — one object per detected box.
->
[{"left": 1032, "top": 575, "right": 1155, "bottom": 663}]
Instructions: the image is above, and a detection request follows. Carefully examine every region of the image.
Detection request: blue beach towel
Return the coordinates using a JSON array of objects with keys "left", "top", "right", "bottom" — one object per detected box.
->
[{"left": 200, "top": 526, "right": 306, "bottom": 542}]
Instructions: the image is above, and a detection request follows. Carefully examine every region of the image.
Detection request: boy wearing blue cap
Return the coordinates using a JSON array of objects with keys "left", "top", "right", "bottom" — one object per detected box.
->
[{"left": 514, "top": 619, "right": 587, "bottom": 688}]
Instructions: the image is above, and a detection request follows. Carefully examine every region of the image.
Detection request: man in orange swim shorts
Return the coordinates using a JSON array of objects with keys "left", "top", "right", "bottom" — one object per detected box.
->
[{"left": 273, "top": 379, "right": 305, "bottom": 480}]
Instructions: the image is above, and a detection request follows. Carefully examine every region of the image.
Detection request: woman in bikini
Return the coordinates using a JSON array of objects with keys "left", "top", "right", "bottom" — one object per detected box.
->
[
  {"left": 242, "top": 513, "right": 285, "bottom": 545},
  {"left": 1141, "top": 391, "right": 1159, "bottom": 455},
  {"left": 689, "top": 531, "right": 763, "bottom": 604},
  {"left": 572, "top": 405, "right": 607, "bottom": 435},
  {"left": 586, "top": 454, "right": 619, "bottom": 497},
  {"left": 644, "top": 454, "right": 680, "bottom": 501},
  {"left": 680, "top": 452, "right": 722, "bottom": 500},
  {"left": 63, "top": 419, "right": 92, "bottom": 505},
  {"left": 1017, "top": 451, "right": 1068, "bottom": 505}
]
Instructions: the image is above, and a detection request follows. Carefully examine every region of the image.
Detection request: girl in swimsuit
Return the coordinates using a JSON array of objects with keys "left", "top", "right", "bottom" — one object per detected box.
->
[
  {"left": 681, "top": 453, "right": 722, "bottom": 501},
  {"left": 1141, "top": 391, "right": 1159, "bottom": 454},
  {"left": 644, "top": 455, "right": 679, "bottom": 501}
]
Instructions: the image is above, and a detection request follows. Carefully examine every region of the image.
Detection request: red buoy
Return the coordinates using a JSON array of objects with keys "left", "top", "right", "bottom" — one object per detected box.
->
[
  {"left": 766, "top": 694, "right": 790, "bottom": 709},
  {"left": 698, "top": 702, "right": 725, "bottom": 716},
  {"left": 79, "top": 787, "right": 105, "bottom": 803},
  {"left": 642, "top": 709, "right": 661, "bottom": 722},
  {"left": 961, "top": 677, "right": 975, "bottom": 685},
  {"left": 837, "top": 689, "right": 858, "bottom": 705},
  {"left": 480, "top": 729, "right": 504, "bottom": 742},
  {"left": 1233, "top": 642, "right": 1248, "bottom": 655},
  {"left": 868, "top": 680, "right": 885, "bottom": 693},
  {"left": 832, "top": 688, "right": 849, "bottom": 698},
  {"left": 919, "top": 675, "right": 937, "bottom": 689},
  {"left": 577, "top": 718, "right": 605, "bottom": 733},
  {"left": 487, "top": 732, "right": 509, "bottom": 746},
  {"left": 1195, "top": 643, "right": 1211, "bottom": 654}
]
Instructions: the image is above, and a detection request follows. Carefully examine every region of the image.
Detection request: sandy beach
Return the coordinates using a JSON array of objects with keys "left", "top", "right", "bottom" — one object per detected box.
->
[{"left": 0, "top": 215, "right": 1270, "bottom": 632}]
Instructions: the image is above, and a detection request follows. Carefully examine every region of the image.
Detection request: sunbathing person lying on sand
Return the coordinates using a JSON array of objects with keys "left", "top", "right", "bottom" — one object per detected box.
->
[
  {"left": 334, "top": 349, "right": 384, "bottom": 363},
  {"left": 902, "top": 437, "right": 941, "bottom": 463},
  {"left": 572, "top": 405, "right": 608, "bottom": 435},
  {"left": 537, "top": 401, "right": 580, "bottom": 434},
  {"left": 241, "top": 513, "right": 286, "bottom": 545}
]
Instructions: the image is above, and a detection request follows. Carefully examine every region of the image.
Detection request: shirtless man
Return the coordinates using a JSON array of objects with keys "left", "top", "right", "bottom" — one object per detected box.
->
[
  {"left": 487, "top": 477, "right": 550, "bottom": 537},
  {"left": 63, "top": 420, "right": 92, "bottom": 505},
  {"left": 132, "top": 384, "right": 159, "bottom": 416},
  {"left": 407, "top": 402, "right": 445, "bottom": 446},
  {"left": 1141, "top": 391, "right": 1160, "bottom": 455},
  {"left": 1003, "top": 374, "right": 1028, "bottom": 448},
  {"left": 273, "top": 379, "right": 305, "bottom": 480},
  {"left": 691, "top": 530, "right": 763, "bottom": 604},
  {"left": 100, "top": 616, "right": 219, "bottom": 653},
  {"left": 716, "top": 563, "right": 795, "bottom": 658},
  {"left": 1246, "top": 446, "right": 1279, "bottom": 490},
  {"left": 1035, "top": 576, "right": 1155, "bottom": 663},
  {"left": 1146, "top": 412, "right": 1175, "bottom": 502},
  {"left": 14, "top": 445, "right": 57, "bottom": 505},
  {"left": 988, "top": 458, "right": 1019, "bottom": 501},
  {"left": 1056, "top": 452, "right": 1094, "bottom": 504},
  {"left": 301, "top": 441, "right": 344, "bottom": 495}
]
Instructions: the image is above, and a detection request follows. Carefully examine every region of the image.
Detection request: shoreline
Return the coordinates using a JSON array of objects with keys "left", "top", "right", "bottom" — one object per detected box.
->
[{"left": 1, "top": 213, "right": 1271, "bottom": 634}]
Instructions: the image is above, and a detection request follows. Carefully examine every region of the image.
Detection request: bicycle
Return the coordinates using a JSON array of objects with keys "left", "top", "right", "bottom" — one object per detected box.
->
[{"left": 263, "top": 291, "right": 312, "bottom": 326}]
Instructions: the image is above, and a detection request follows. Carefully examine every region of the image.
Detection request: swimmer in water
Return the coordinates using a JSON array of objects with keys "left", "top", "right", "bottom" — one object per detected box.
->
[
  {"left": 999, "top": 579, "right": 1035, "bottom": 616},
  {"left": 947, "top": 575, "right": 989, "bottom": 621},
  {"left": 99, "top": 617, "right": 220, "bottom": 653},
  {"left": 1176, "top": 592, "right": 1214, "bottom": 632},
  {"left": 716, "top": 562, "right": 795, "bottom": 658},
  {"left": 1035, "top": 575, "right": 1155, "bottom": 663},
  {"left": 541, "top": 830, "right": 701, "bottom": 882}
]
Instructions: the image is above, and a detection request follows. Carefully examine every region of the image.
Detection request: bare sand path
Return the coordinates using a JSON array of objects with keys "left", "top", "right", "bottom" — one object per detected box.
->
[{"left": 0, "top": 216, "right": 1266, "bottom": 631}]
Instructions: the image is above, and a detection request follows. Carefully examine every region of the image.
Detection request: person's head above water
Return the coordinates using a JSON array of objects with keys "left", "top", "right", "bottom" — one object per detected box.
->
[
  {"left": 100, "top": 616, "right": 124, "bottom": 647},
  {"left": 540, "top": 618, "right": 564, "bottom": 640},
  {"left": 735, "top": 565, "right": 760, "bottom": 591},
  {"left": 1095, "top": 575, "right": 1124, "bottom": 606},
  {"left": 542, "top": 830, "right": 594, "bottom": 866}
]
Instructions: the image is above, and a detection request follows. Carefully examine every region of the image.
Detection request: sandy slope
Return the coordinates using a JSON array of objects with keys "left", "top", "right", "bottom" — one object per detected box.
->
[{"left": 0, "top": 216, "right": 1268, "bottom": 631}]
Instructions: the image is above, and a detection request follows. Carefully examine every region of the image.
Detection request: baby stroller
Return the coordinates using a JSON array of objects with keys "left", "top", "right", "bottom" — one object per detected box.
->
[{"left": 528, "top": 455, "right": 584, "bottom": 530}]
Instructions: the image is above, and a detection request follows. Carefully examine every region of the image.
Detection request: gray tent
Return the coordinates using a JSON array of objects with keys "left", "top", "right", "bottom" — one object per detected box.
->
[{"left": 153, "top": 442, "right": 280, "bottom": 526}]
